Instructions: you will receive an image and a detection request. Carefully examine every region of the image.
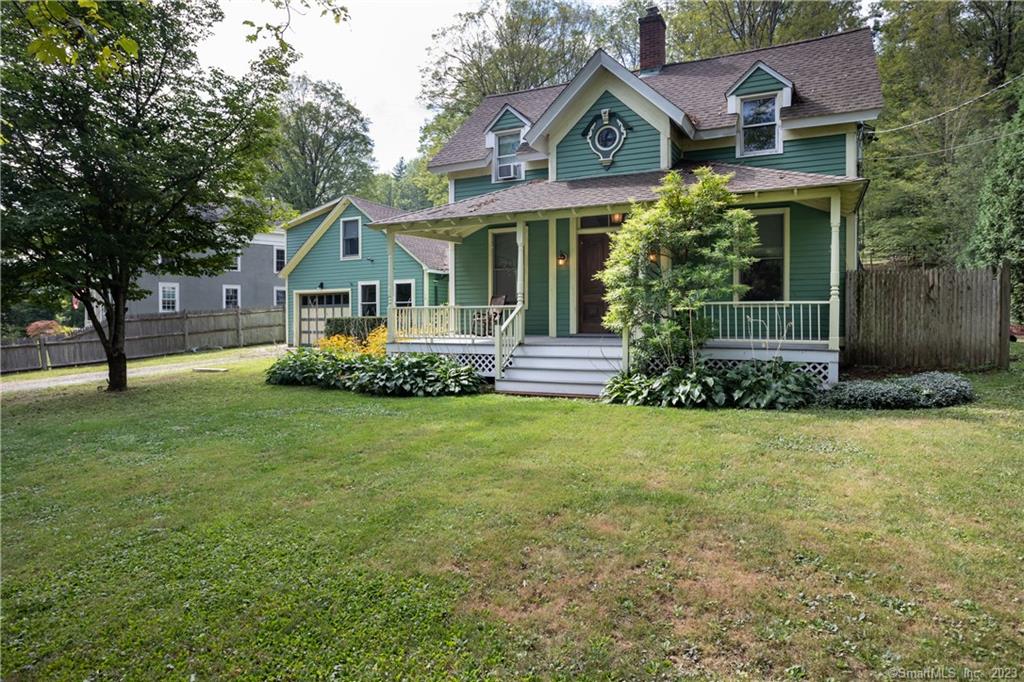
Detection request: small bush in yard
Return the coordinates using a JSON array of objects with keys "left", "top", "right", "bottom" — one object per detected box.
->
[
  {"left": 266, "top": 348, "right": 480, "bottom": 397},
  {"left": 822, "top": 372, "right": 975, "bottom": 409},
  {"left": 604, "top": 359, "right": 816, "bottom": 409},
  {"left": 722, "top": 358, "right": 822, "bottom": 410}
]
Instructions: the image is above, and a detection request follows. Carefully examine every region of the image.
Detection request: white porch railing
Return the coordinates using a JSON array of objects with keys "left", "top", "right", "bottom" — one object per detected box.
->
[
  {"left": 390, "top": 305, "right": 519, "bottom": 341},
  {"left": 494, "top": 304, "right": 525, "bottom": 379},
  {"left": 699, "top": 301, "right": 830, "bottom": 343}
]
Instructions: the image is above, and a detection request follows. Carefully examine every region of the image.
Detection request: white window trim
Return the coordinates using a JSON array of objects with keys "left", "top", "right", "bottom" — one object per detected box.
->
[
  {"left": 222, "top": 284, "right": 242, "bottom": 309},
  {"left": 274, "top": 247, "right": 286, "bottom": 273},
  {"left": 393, "top": 279, "right": 416, "bottom": 308},
  {"left": 736, "top": 91, "right": 784, "bottom": 158},
  {"left": 274, "top": 286, "right": 286, "bottom": 307},
  {"left": 226, "top": 254, "right": 242, "bottom": 272},
  {"left": 158, "top": 282, "right": 179, "bottom": 313},
  {"left": 733, "top": 207, "right": 790, "bottom": 302},
  {"left": 357, "top": 280, "right": 379, "bottom": 317},
  {"left": 491, "top": 129, "right": 524, "bottom": 183},
  {"left": 339, "top": 216, "right": 362, "bottom": 261},
  {"left": 487, "top": 227, "right": 527, "bottom": 305}
]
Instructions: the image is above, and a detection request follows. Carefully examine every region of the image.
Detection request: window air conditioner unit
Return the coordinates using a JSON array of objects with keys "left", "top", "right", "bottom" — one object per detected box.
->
[{"left": 497, "top": 162, "right": 521, "bottom": 180}]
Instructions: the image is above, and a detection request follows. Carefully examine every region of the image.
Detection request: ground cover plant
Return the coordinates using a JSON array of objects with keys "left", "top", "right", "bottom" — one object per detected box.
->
[
  {"left": 821, "top": 371, "right": 976, "bottom": 409},
  {"left": 2, "top": 346, "right": 1021, "bottom": 679},
  {"left": 266, "top": 346, "right": 481, "bottom": 397},
  {"left": 603, "top": 358, "right": 822, "bottom": 410}
]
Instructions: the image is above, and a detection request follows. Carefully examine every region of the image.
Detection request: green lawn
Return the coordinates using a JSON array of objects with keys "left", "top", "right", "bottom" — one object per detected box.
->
[
  {"left": 0, "top": 344, "right": 281, "bottom": 383},
  {"left": 2, "top": 349, "right": 1022, "bottom": 679}
]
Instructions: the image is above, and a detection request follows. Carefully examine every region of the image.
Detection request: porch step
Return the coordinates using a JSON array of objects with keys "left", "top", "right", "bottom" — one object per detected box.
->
[
  {"left": 509, "top": 354, "right": 621, "bottom": 371},
  {"left": 515, "top": 343, "right": 622, "bottom": 359},
  {"left": 494, "top": 338, "right": 622, "bottom": 397},
  {"left": 501, "top": 366, "right": 619, "bottom": 385},
  {"left": 494, "top": 379, "right": 606, "bottom": 398}
]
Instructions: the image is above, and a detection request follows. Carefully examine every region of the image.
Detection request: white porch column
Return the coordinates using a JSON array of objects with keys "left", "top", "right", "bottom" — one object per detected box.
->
[
  {"left": 448, "top": 241, "right": 457, "bottom": 335},
  {"left": 515, "top": 220, "right": 526, "bottom": 306},
  {"left": 386, "top": 229, "right": 396, "bottom": 342},
  {"left": 828, "top": 192, "right": 841, "bottom": 351}
]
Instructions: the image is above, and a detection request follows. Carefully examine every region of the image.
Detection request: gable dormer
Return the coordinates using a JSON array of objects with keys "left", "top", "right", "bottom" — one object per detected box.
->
[
  {"left": 725, "top": 62, "right": 794, "bottom": 158},
  {"left": 485, "top": 105, "right": 530, "bottom": 183}
]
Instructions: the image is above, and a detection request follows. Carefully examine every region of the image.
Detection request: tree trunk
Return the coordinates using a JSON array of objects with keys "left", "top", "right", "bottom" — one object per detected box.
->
[
  {"left": 105, "top": 287, "right": 130, "bottom": 391},
  {"left": 107, "top": 350, "right": 128, "bottom": 391}
]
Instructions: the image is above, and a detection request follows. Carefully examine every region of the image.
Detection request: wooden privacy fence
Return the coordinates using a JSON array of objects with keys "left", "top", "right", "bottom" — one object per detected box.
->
[
  {"left": 845, "top": 266, "right": 1010, "bottom": 370},
  {"left": 0, "top": 307, "right": 285, "bottom": 374}
]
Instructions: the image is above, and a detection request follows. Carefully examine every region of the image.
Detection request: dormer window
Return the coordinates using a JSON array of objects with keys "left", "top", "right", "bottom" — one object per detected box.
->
[
  {"left": 494, "top": 131, "right": 523, "bottom": 181},
  {"left": 738, "top": 94, "right": 782, "bottom": 157}
]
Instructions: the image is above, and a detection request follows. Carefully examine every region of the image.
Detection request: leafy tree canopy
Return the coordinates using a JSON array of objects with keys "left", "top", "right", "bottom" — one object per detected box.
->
[
  {"left": 266, "top": 75, "right": 375, "bottom": 211},
  {"left": 1, "top": 0, "right": 290, "bottom": 390}
]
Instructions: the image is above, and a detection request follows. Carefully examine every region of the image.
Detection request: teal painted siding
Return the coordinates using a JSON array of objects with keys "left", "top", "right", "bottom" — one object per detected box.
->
[
  {"left": 526, "top": 221, "right": 549, "bottom": 335},
  {"left": 452, "top": 167, "right": 547, "bottom": 201},
  {"left": 454, "top": 227, "right": 492, "bottom": 306},
  {"left": 556, "top": 91, "right": 662, "bottom": 181},
  {"left": 671, "top": 141, "right": 682, "bottom": 167},
  {"left": 556, "top": 218, "right": 570, "bottom": 336},
  {"left": 788, "top": 203, "right": 847, "bottom": 337},
  {"left": 428, "top": 272, "right": 449, "bottom": 305},
  {"left": 732, "top": 68, "right": 785, "bottom": 95},
  {"left": 686, "top": 134, "right": 846, "bottom": 176},
  {"left": 490, "top": 110, "right": 525, "bottom": 132},
  {"left": 285, "top": 203, "right": 425, "bottom": 344}
]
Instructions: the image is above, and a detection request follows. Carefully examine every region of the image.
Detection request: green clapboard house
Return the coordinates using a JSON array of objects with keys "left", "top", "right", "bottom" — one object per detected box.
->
[
  {"left": 339, "top": 10, "right": 883, "bottom": 396},
  {"left": 279, "top": 196, "right": 448, "bottom": 346}
]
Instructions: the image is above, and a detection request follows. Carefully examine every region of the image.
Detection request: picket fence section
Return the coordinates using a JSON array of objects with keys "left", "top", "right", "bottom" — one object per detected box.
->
[
  {"left": 845, "top": 266, "right": 1010, "bottom": 370},
  {"left": 1, "top": 307, "right": 285, "bottom": 374}
]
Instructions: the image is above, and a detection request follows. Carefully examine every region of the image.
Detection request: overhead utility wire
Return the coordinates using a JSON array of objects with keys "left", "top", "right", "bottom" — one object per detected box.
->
[{"left": 872, "top": 72, "right": 1024, "bottom": 135}]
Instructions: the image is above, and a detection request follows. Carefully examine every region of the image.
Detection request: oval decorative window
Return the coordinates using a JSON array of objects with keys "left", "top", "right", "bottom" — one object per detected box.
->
[{"left": 584, "top": 108, "right": 629, "bottom": 166}]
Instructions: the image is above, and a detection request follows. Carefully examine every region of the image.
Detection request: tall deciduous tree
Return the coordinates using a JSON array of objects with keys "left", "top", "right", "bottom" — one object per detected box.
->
[
  {"left": 266, "top": 75, "right": 375, "bottom": 211},
  {"left": 419, "top": 0, "right": 601, "bottom": 154},
  {"left": 1, "top": 0, "right": 288, "bottom": 391},
  {"left": 862, "top": 0, "right": 1022, "bottom": 266},
  {"left": 667, "top": 0, "right": 862, "bottom": 60},
  {"left": 365, "top": 157, "right": 434, "bottom": 211}
]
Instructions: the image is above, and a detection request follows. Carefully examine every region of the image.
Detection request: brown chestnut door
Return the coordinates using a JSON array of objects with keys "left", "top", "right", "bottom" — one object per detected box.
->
[{"left": 577, "top": 232, "right": 611, "bottom": 334}]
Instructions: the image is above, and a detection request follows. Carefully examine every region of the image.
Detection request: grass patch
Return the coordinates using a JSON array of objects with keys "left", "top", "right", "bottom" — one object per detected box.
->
[{"left": 2, "top": 347, "right": 1022, "bottom": 678}]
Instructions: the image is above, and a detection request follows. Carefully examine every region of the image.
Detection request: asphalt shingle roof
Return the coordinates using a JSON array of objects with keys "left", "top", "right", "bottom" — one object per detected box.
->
[
  {"left": 429, "top": 28, "right": 881, "bottom": 169},
  {"left": 396, "top": 234, "right": 449, "bottom": 272},
  {"left": 377, "top": 162, "right": 864, "bottom": 225}
]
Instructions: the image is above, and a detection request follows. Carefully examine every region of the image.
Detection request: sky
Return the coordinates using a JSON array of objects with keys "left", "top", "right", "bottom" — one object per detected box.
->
[{"left": 198, "top": 0, "right": 482, "bottom": 173}]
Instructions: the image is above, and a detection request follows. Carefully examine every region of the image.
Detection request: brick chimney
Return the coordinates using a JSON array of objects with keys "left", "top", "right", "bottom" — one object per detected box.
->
[{"left": 638, "top": 5, "right": 666, "bottom": 74}]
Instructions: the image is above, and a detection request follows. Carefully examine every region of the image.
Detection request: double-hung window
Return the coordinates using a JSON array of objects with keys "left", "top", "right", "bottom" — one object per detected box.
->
[
  {"left": 158, "top": 282, "right": 179, "bottom": 313},
  {"left": 740, "top": 213, "right": 786, "bottom": 301},
  {"left": 223, "top": 285, "right": 241, "bottom": 309},
  {"left": 393, "top": 280, "right": 414, "bottom": 308},
  {"left": 494, "top": 131, "right": 522, "bottom": 181},
  {"left": 227, "top": 254, "right": 241, "bottom": 272},
  {"left": 274, "top": 287, "right": 286, "bottom": 307},
  {"left": 341, "top": 218, "right": 360, "bottom": 259},
  {"left": 739, "top": 95, "right": 780, "bottom": 156},
  {"left": 274, "top": 247, "right": 286, "bottom": 273},
  {"left": 358, "top": 282, "right": 378, "bottom": 316}
]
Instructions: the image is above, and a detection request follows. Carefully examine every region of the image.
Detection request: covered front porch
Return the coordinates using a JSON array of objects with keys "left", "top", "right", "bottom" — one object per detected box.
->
[{"left": 374, "top": 163, "right": 865, "bottom": 390}]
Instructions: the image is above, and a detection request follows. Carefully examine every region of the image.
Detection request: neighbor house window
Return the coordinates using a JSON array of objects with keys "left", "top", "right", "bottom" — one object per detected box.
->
[
  {"left": 358, "top": 281, "right": 378, "bottom": 316},
  {"left": 493, "top": 131, "right": 522, "bottom": 181},
  {"left": 739, "top": 95, "right": 780, "bottom": 156},
  {"left": 274, "top": 247, "right": 286, "bottom": 272},
  {"left": 158, "top": 282, "right": 179, "bottom": 313},
  {"left": 394, "top": 280, "right": 414, "bottom": 308},
  {"left": 740, "top": 213, "right": 785, "bottom": 301},
  {"left": 274, "top": 287, "right": 286, "bottom": 307},
  {"left": 227, "top": 254, "right": 241, "bottom": 272},
  {"left": 223, "top": 285, "right": 241, "bottom": 309},
  {"left": 341, "top": 218, "right": 360, "bottom": 259}
]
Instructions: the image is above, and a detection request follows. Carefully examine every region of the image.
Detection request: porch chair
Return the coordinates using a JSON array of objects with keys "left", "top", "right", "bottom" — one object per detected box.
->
[{"left": 471, "top": 295, "right": 506, "bottom": 336}]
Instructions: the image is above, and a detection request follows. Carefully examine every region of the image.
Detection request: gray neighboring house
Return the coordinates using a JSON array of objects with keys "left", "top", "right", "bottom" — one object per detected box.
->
[{"left": 131, "top": 230, "right": 287, "bottom": 314}]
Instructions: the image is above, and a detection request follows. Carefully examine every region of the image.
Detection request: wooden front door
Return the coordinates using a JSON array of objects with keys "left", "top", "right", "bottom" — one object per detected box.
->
[{"left": 577, "top": 232, "right": 611, "bottom": 334}]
